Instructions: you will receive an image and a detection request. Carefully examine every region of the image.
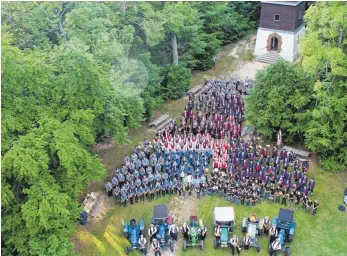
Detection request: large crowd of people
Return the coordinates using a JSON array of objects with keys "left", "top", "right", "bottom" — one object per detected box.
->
[
  {"left": 105, "top": 77, "right": 318, "bottom": 254},
  {"left": 105, "top": 77, "right": 318, "bottom": 218},
  {"left": 104, "top": 77, "right": 319, "bottom": 255}
]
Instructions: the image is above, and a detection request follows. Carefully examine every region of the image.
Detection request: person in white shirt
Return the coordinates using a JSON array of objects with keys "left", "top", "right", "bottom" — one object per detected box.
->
[
  {"left": 169, "top": 223, "right": 179, "bottom": 241},
  {"left": 230, "top": 234, "right": 240, "bottom": 255},
  {"left": 270, "top": 237, "right": 282, "bottom": 256},
  {"left": 214, "top": 224, "right": 221, "bottom": 242},
  {"left": 198, "top": 224, "right": 207, "bottom": 240},
  {"left": 138, "top": 234, "right": 147, "bottom": 256},
  {"left": 243, "top": 233, "right": 250, "bottom": 252},
  {"left": 181, "top": 222, "right": 190, "bottom": 240},
  {"left": 148, "top": 224, "right": 157, "bottom": 243},
  {"left": 269, "top": 225, "right": 278, "bottom": 244},
  {"left": 151, "top": 238, "right": 161, "bottom": 256}
]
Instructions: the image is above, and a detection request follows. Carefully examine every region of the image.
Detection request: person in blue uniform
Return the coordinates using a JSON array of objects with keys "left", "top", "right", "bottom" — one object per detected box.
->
[
  {"left": 139, "top": 186, "right": 145, "bottom": 202},
  {"left": 150, "top": 184, "right": 155, "bottom": 201},
  {"left": 128, "top": 189, "right": 134, "bottom": 205},
  {"left": 155, "top": 181, "right": 161, "bottom": 198},
  {"left": 121, "top": 189, "right": 127, "bottom": 207},
  {"left": 114, "top": 185, "right": 121, "bottom": 203}
]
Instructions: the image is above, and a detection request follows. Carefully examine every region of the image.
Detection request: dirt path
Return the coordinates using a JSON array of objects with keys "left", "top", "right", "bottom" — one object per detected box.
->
[
  {"left": 146, "top": 195, "right": 198, "bottom": 256},
  {"left": 234, "top": 61, "right": 268, "bottom": 80}
]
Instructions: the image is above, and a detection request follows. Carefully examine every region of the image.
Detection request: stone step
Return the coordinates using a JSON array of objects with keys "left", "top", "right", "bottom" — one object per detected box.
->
[
  {"left": 255, "top": 51, "right": 279, "bottom": 64},
  {"left": 256, "top": 56, "right": 279, "bottom": 64},
  {"left": 256, "top": 54, "right": 279, "bottom": 59}
]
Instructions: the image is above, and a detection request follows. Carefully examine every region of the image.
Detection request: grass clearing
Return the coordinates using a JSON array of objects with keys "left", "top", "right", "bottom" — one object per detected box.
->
[
  {"left": 75, "top": 167, "right": 347, "bottom": 256},
  {"left": 73, "top": 36, "right": 347, "bottom": 256}
]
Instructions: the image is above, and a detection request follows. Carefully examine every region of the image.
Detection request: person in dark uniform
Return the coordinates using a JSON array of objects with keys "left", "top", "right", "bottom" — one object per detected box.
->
[
  {"left": 281, "top": 190, "right": 288, "bottom": 206},
  {"left": 196, "top": 184, "right": 201, "bottom": 199},
  {"left": 202, "top": 183, "right": 207, "bottom": 197},
  {"left": 264, "top": 185, "right": 270, "bottom": 200},
  {"left": 302, "top": 195, "right": 308, "bottom": 211},
  {"left": 241, "top": 190, "right": 246, "bottom": 205},
  {"left": 307, "top": 198, "right": 313, "bottom": 213},
  {"left": 251, "top": 193, "right": 257, "bottom": 208},
  {"left": 177, "top": 181, "right": 182, "bottom": 196},
  {"left": 274, "top": 189, "right": 280, "bottom": 204},
  {"left": 128, "top": 189, "right": 134, "bottom": 205},
  {"left": 187, "top": 183, "right": 192, "bottom": 197},
  {"left": 245, "top": 193, "right": 251, "bottom": 207},
  {"left": 312, "top": 199, "right": 319, "bottom": 216},
  {"left": 295, "top": 191, "right": 301, "bottom": 210},
  {"left": 289, "top": 191, "right": 295, "bottom": 207}
]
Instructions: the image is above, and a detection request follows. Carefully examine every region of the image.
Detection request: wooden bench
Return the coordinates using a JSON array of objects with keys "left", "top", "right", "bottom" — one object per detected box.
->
[
  {"left": 296, "top": 157, "right": 311, "bottom": 162},
  {"left": 195, "top": 85, "right": 208, "bottom": 96},
  {"left": 283, "top": 146, "right": 312, "bottom": 158},
  {"left": 187, "top": 84, "right": 203, "bottom": 95},
  {"left": 149, "top": 114, "right": 169, "bottom": 127},
  {"left": 156, "top": 118, "right": 174, "bottom": 131}
]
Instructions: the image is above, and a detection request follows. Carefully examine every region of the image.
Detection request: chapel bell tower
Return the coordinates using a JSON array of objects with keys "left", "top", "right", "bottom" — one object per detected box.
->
[{"left": 254, "top": 1, "right": 306, "bottom": 63}]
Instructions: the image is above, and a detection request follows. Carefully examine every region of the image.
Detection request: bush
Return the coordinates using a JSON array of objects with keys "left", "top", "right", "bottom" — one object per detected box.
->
[
  {"left": 245, "top": 59, "right": 314, "bottom": 140},
  {"left": 160, "top": 64, "right": 192, "bottom": 100},
  {"left": 319, "top": 156, "right": 346, "bottom": 172}
]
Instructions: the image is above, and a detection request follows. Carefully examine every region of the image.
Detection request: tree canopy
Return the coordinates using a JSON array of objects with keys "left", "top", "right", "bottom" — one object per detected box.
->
[
  {"left": 1, "top": 2, "right": 258, "bottom": 255},
  {"left": 300, "top": 1, "right": 347, "bottom": 170}
]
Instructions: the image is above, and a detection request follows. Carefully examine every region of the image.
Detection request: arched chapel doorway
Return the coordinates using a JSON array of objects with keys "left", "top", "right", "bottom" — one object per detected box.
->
[{"left": 266, "top": 33, "right": 282, "bottom": 53}]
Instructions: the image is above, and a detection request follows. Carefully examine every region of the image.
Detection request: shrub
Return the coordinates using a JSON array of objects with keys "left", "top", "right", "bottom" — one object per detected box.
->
[{"left": 319, "top": 156, "right": 346, "bottom": 172}]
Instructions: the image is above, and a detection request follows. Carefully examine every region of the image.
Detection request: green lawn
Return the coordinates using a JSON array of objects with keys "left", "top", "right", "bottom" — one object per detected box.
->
[
  {"left": 74, "top": 166, "right": 347, "bottom": 256},
  {"left": 188, "top": 167, "right": 347, "bottom": 256}
]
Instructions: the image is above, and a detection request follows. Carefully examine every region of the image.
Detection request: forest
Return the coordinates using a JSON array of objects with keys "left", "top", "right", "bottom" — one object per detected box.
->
[
  {"left": 1, "top": 1, "right": 346, "bottom": 256},
  {"left": 1, "top": 2, "right": 259, "bottom": 255}
]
